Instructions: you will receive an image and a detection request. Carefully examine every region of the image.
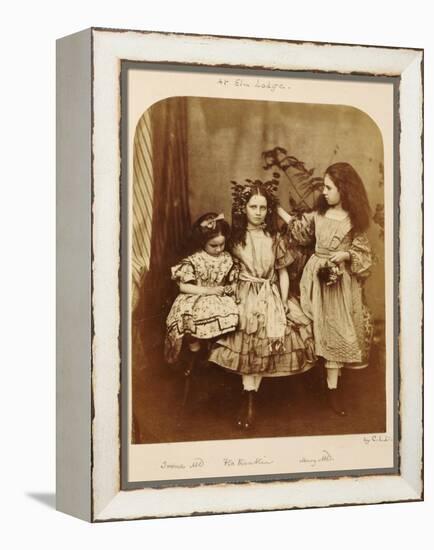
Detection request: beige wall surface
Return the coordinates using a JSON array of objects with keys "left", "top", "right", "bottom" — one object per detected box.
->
[{"left": 186, "top": 97, "right": 385, "bottom": 319}]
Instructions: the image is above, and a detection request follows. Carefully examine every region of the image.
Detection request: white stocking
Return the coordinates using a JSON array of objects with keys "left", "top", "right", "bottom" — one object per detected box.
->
[
  {"left": 325, "top": 361, "right": 343, "bottom": 389},
  {"left": 242, "top": 374, "right": 262, "bottom": 392}
]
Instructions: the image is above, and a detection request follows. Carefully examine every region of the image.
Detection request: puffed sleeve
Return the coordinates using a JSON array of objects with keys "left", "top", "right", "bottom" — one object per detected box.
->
[
  {"left": 171, "top": 258, "right": 196, "bottom": 284},
  {"left": 348, "top": 232, "right": 372, "bottom": 278},
  {"left": 275, "top": 234, "right": 296, "bottom": 270},
  {"left": 285, "top": 211, "right": 316, "bottom": 246}
]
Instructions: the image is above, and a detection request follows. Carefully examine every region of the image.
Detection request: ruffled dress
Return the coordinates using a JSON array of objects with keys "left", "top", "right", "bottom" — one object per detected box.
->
[
  {"left": 287, "top": 211, "right": 373, "bottom": 367},
  {"left": 165, "top": 250, "right": 239, "bottom": 364},
  {"left": 209, "top": 229, "right": 315, "bottom": 376}
]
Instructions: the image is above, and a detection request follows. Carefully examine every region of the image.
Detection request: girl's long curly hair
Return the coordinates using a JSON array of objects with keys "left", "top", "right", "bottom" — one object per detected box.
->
[
  {"left": 317, "top": 162, "right": 371, "bottom": 233},
  {"left": 230, "top": 183, "right": 279, "bottom": 248}
]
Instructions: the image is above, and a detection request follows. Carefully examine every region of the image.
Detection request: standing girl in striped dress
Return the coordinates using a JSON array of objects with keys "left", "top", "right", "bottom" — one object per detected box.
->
[{"left": 278, "top": 162, "right": 373, "bottom": 416}]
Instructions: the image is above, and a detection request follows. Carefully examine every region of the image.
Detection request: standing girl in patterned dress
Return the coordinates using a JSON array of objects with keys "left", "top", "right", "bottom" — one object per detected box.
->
[
  {"left": 277, "top": 162, "right": 373, "bottom": 416},
  {"left": 209, "top": 181, "right": 315, "bottom": 429},
  {"left": 165, "top": 213, "right": 239, "bottom": 374}
]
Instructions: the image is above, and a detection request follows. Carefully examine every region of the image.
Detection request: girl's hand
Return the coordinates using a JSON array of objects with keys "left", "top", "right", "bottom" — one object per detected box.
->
[
  {"left": 283, "top": 304, "right": 297, "bottom": 329},
  {"left": 330, "top": 251, "right": 350, "bottom": 264},
  {"left": 208, "top": 286, "right": 225, "bottom": 296}
]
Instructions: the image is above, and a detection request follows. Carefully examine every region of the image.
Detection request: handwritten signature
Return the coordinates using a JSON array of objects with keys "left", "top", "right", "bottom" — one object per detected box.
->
[
  {"left": 223, "top": 456, "right": 274, "bottom": 467},
  {"left": 363, "top": 435, "right": 392, "bottom": 445},
  {"left": 160, "top": 456, "right": 274, "bottom": 470},
  {"left": 217, "top": 77, "right": 291, "bottom": 93},
  {"left": 299, "top": 450, "right": 334, "bottom": 468},
  {"left": 160, "top": 457, "right": 204, "bottom": 470}
]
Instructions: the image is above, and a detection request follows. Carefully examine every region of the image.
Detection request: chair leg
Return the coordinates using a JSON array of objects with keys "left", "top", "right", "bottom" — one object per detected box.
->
[{"left": 178, "top": 353, "right": 197, "bottom": 424}]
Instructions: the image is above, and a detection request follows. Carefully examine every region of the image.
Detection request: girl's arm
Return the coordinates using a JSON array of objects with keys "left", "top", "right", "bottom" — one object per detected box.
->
[
  {"left": 277, "top": 205, "right": 292, "bottom": 224},
  {"left": 179, "top": 283, "right": 223, "bottom": 296},
  {"left": 277, "top": 267, "right": 289, "bottom": 307},
  {"left": 280, "top": 209, "right": 316, "bottom": 246}
]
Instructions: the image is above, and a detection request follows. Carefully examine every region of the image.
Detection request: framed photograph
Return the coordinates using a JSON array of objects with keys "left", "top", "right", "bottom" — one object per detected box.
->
[{"left": 56, "top": 28, "right": 423, "bottom": 522}]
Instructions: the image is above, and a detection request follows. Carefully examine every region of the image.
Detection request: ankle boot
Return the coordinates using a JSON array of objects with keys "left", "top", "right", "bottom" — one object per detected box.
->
[
  {"left": 327, "top": 388, "right": 346, "bottom": 416},
  {"left": 236, "top": 390, "right": 255, "bottom": 430}
]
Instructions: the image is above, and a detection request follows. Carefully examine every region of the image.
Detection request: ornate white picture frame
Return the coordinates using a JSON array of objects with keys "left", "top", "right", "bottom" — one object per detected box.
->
[{"left": 56, "top": 28, "right": 423, "bottom": 522}]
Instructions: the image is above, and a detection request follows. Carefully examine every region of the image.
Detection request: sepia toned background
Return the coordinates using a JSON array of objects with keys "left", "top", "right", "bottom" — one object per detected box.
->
[{"left": 130, "top": 95, "right": 386, "bottom": 448}]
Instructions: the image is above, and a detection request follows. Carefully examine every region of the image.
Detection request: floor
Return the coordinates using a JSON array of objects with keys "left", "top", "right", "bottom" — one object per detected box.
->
[{"left": 131, "top": 328, "right": 386, "bottom": 444}]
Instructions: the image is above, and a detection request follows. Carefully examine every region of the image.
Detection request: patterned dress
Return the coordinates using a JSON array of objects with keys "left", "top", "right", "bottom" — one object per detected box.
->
[
  {"left": 209, "top": 229, "right": 315, "bottom": 376},
  {"left": 165, "top": 250, "right": 239, "bottom": 364},
  {"left": 287, "top": 211, "right": 373, "bottom": 367}
]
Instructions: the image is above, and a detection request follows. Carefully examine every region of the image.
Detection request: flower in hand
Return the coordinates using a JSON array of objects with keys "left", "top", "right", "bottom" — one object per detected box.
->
[{"left": 317, "top": 262, "right": 343, "bottom": 286}]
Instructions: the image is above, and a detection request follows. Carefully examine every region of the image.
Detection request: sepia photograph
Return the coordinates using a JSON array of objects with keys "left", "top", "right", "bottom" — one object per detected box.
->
[
  {"left": 53, "top": 26, "right": 422, "bottom": 522},
  {"left": 5, "top": 0, "right": 428, "bottom": 539},
  {"left": 123, "top": 63, "right": 396, "bottom": 486}
]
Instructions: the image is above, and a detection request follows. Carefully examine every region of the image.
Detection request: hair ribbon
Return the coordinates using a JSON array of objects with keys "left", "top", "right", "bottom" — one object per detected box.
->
[{"left": 200, "top": 213, "right": 225, "bottom": 230}]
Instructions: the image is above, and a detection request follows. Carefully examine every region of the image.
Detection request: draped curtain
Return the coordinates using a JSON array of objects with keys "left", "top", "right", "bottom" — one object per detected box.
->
[
  {"left": 132, "top": 97, "right": 191, "bottom": 359},
  {"left": 131, "top": 111, "right": 154, "bottom": 300}
]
